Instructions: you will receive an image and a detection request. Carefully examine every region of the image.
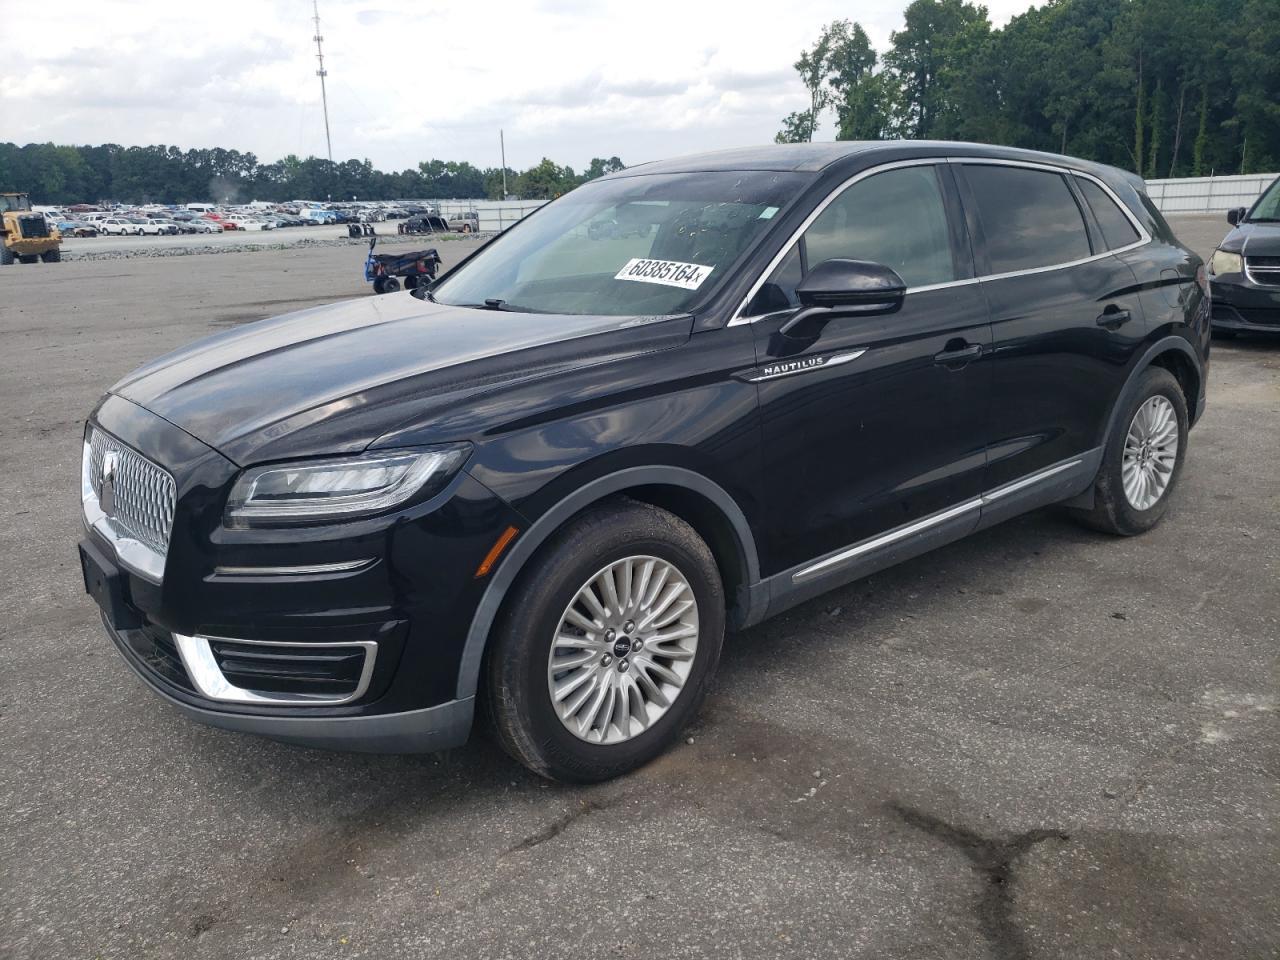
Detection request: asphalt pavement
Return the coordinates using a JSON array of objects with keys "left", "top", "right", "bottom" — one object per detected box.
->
[{"left": 0, "top": 215, "right": 1275, "bottom": 959}]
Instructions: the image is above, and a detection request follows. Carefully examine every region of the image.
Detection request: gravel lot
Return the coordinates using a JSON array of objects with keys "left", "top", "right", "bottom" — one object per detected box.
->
[{"left": 1, "top": 215, "right": 1276, "bottom": 960}]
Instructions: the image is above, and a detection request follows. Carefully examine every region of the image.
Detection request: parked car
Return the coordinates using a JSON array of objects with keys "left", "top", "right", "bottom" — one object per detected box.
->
[
  {"left": 398, "top": 213, "right": 449, "bottom": 234},
  {"left": 130, "top": 218, "right": 166, "bottom": 236},
  {"left": 77, "top": 142, "right": 1208, "bottom": 782},
  {"left": 57, "top": 219, "right": 99, "bottom": 237},
  {"left": 189, "top": 218, "right": 224, "bottom": 234},
  {"left": 448, "top": 211, "right": 480, "bottom": 233},
  {"left": 1208, "top": 175, "right": 1280, "bottom": 338},
  {"left": 223, "top": 216, "right": 274, "bottom": 231},
  {"left": 97, "top": 217, "right": 139, "bottom": 236}
]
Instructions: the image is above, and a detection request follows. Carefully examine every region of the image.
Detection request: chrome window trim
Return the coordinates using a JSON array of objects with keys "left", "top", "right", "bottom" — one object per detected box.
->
[
  {"left": 172, "top": 633, "right": 378, "bottom": 706},
  {"left": 791, "top": 456, "right": 1084, "bottom": 584},
  {"left": 729, "top": 156, "right": 1152, "bottom": 326}
]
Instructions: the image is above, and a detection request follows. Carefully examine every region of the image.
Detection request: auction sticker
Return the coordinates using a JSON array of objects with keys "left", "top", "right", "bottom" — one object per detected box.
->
[{"left": 615, "top": 258, "right": 714, "bottom": 290}]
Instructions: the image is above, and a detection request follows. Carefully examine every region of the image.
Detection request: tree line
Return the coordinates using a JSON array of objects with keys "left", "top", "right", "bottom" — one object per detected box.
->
[
  {"left": 777, "top": 0, "right": 1280, "bottom": 177},
  {"left": 0, "top": 142, "right": 626, "bottom": 205}
]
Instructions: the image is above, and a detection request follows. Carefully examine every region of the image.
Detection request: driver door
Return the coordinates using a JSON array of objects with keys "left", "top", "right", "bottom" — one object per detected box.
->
[{"left": 746, "top": 162, "right": 992, "bottom": 578}]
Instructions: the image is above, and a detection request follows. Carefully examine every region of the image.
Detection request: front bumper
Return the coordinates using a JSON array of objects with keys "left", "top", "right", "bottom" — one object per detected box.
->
[
  {"left": 106, "top": 614, "right": 474, "bottom": 752},
  {"left": 1211, "top": 275, "right": 1280, "bottom": 331},
  {"left": 81, "top": 394, "right": 524, "bottom": 753}
]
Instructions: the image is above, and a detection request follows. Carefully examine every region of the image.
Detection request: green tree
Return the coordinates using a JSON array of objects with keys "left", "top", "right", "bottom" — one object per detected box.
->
[
  {"left": 775, "top": 110, "right": 817, "bottom": 144},
  {"left": 885, "top": 0, "right": 992, "bottom": 138}
]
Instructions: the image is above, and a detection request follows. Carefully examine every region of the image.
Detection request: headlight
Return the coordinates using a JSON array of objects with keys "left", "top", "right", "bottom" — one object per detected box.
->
[
  {"left": 225, "top": 445, "right": 469, "bottom": 526},
  {"left": 1209, "top": 249, "right": 1242, "bottom": 276}
]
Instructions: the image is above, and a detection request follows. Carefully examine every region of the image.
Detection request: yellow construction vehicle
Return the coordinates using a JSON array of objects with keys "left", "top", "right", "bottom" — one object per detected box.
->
[{"left": 1, "top": 192, "right": 61, "bottom": 264}]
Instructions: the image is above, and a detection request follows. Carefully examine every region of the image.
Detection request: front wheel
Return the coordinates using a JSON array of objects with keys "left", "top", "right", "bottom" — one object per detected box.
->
[
  {"left": 1, "top": 247, "right": 13, "bottom": 265},
  {"left": 1069, "top": 366, "right": 1187, "bottom": 536},
  {"left": 486, "top": 500, "right": 725, "bottom": 782}
]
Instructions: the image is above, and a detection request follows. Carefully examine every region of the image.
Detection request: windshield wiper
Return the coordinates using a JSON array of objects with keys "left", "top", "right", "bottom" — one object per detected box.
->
[{"left": 479, "top": 298, "right": 546, "bottom": 313}]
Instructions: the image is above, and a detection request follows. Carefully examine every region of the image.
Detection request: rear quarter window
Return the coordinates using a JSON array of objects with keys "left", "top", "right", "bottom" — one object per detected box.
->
[{"left": 1076, "top": 177, "right": 1140, "bottom": 250}]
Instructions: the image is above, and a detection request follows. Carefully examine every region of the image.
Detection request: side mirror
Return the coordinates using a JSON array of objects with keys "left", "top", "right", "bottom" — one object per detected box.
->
[
  {"left": 795, "top": 258, "right": 907, "bottom": 310},
  {"left": 779, "top": 259, "right": 906, "bottom": 342},
  {"left": 1227, "top": 207, "right": 1247, "bottom": 226}
]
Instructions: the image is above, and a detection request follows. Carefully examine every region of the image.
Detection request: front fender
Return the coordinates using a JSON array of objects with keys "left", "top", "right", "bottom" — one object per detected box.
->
[{"left": 454, "top": 463, "right": 760, "bottom": 700}]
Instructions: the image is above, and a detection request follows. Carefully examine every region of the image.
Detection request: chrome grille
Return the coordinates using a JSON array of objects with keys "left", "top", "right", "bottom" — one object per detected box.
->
[
  {"left": 1244, "top": 256, "right": 1280, "bottom": 287},
  {"left": 87, "top": 427, "right": 176, "bottom": 555}
]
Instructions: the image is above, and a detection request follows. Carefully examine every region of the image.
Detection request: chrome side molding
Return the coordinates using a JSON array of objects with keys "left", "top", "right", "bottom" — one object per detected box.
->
[{"left": 792, "top": 457, "right": 1085, "bottom": 584}]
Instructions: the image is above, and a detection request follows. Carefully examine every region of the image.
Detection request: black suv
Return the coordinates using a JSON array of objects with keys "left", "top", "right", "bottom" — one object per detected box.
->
[
  {"left": 1208, "top": 174, "right": 1280, "bottom": 336},
  {"left": 78, "top": 142, "right": 1209, "bottom": 781}
]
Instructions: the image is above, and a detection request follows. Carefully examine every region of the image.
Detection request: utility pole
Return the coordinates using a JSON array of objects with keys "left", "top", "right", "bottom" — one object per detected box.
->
[
  {"left": 500, "top": 129, "right": 507, "bottom": 199},
  {"left": 312, "top": 0, "right": 334, "bottom": 165}
]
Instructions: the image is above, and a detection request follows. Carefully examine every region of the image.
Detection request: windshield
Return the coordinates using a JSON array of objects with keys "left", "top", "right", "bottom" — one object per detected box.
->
[
  {"left": 1, "top": 195, "right": 31, "bottom": 212},
  {"left": 432, "top": 171, "right": 806, "bottom": 315},
  {"left": 1248, "top": 178, "right": 1280, "bottom": 221}
]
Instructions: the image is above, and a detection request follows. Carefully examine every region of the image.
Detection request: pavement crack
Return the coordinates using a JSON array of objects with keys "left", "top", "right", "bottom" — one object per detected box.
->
[
  {"left": 890, "top": 803, "right": 1069, "bottom": 960},
  {"left": 505, "top": 799, "right": 605, "bottom": 855}
]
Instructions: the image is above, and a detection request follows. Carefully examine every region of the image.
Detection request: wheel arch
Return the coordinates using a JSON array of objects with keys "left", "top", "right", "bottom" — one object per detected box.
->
[
  {"left": 455, "top": 466, "right": 761, "bottom": 700},
  {"left": 1104, "top": 336, "right": 1203, "bottom": 447}
]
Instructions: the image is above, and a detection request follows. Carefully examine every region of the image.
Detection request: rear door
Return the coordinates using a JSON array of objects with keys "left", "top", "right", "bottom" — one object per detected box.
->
[
  {"left": 954, "top": 161, "right": 1149, "bottom": 491},
  {"left": 745, "top": 161, "right": 992, "bottom": 574}
]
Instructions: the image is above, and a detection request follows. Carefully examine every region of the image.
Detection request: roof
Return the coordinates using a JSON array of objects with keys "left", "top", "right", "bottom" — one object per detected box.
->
[{"left": 600, "top": 141, "right": 1134, "bottom": 184}]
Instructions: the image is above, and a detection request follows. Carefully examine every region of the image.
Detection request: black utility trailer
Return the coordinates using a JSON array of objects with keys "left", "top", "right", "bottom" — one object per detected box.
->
[{"left": 363, "top": 236, "right": 441, "bottom": 294}]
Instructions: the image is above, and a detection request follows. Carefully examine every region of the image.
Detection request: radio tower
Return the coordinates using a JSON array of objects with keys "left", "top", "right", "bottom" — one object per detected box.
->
[{"left": 312, "top": 0, "right": 334, "bottom": 164}]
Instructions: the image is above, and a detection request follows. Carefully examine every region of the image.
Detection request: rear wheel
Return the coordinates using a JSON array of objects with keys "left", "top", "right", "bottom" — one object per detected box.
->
[
  {"left": 18, "top": 254, "right": 37, "bottom": 264},
  {"left": 41, "top": 248, "right": 61, "bottom": 263},
  {"left": 1, "top": 247, "right": 13, "bottom": 265},
  {"left": 486, "top": 500, "right": 725, "bottom": 782},
  {"left": 381, "top": 277, "right": 400, "bottom": 293},
  {"left": 1070, "top": 366, "right": 1187, "bottom": 536}
]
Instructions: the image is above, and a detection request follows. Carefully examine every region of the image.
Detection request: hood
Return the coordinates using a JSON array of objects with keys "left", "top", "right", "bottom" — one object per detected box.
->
[
  {"left": 111, "top": 293, "right": 691, "bottom": 465},
  {"left": 1220, "top": 220, "right": 1280, "bottom": 256}
]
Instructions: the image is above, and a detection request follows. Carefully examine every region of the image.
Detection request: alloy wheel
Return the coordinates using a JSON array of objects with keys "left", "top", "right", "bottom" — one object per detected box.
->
[
  {"left": 1122, "top": 395, "right": 1179, "bottom": 510},
  {"left": 547, "top": 555, "right": 699, "bottom": 745}
]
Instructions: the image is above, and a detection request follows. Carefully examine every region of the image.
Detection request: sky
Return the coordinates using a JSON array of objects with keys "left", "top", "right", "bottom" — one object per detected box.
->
[{"left": 4, "top": 0, "right": 1040, "bottom": 173}]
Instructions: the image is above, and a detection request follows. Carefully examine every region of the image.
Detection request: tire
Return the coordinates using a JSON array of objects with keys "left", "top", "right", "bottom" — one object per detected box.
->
[
  {"left": 372, "top": 277, "right": 387, "bottom": 295},
  {"left": 462, "top": 223, "right": 473, "bottom": 233},
  {"left": 1, "top": 247, "right": 13, "bottom": 265},
  {"left": 1069, "top": 366, "right": 1188, "bottom": 536},
  {"left": 382, "top": 277, "right": 400, "bottom": 293},
  {"left": 41, "top": 248, "right": 61, "bottom": 263},
  {"left": 18, "top": 254, "right": 37, "bottom": 264},
  {"left": 485, "top": 499, "right": 725, "bottom": 782}
]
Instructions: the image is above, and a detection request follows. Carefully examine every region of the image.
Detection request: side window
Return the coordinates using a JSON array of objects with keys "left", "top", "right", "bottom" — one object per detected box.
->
[
  {"left": 1075, "top": 176, "right": 1140, "bottom": 250},
  {"left": 745, "top": 165, "right": 955, "bottom": 316},
  {"left": 963, "top": 165, "right": 1091, "bottom": 273},
  {"left": 804, "top": 165, "right": 955, "bottom": 288}
]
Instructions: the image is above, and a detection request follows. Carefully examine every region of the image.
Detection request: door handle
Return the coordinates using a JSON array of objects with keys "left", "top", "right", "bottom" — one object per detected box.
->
[
  {"left": 933, "top": 341, "right": 983, "bottom": 366},
  {"left": 1096, "top": 305, "right": 1132, "bottom": 329}
]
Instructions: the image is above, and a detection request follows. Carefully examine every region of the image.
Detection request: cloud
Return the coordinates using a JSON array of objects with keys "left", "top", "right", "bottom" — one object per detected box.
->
[{"left": 4, "top": 0, "right": 1038, "bottom": 171}]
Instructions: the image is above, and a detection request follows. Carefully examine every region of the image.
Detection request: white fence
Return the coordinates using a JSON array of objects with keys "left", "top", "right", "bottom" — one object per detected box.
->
[
  {"left": 1145, "top": 174, "right": 1276, "bottom": 213},
  {"left": 433, "top": 199, "right": 550, "bottom": 232}
]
